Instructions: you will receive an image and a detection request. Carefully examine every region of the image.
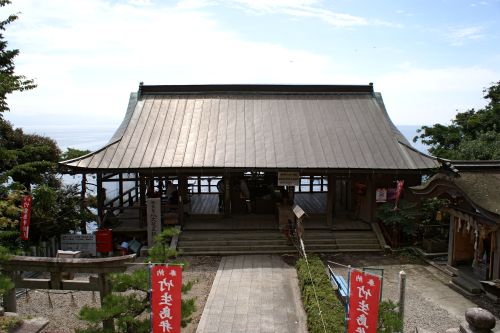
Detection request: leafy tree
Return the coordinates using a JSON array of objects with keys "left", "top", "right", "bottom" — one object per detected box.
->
[
  {"left": 0, "top": 0, "right": 36, "bottom": 115},
  {"left": 60, "top": 147, "right": 91, "bottom": 161},
  {"left": 78, "top": 228, "right": 196, "bottom": 333},
  {"left": 376, "top": 199, "right": 419, "bottom": 237},
  {"left": 0, "top": 118, "right": 61, "bottom": 189},
  {"left": 414, "top": 81, "right": 500, "bottom": 160}
]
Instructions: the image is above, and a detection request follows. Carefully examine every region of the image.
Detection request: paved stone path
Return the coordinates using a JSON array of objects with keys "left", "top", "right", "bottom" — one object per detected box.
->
[{"left": 196, "top": 255, "right": 307, "bottom": 333}]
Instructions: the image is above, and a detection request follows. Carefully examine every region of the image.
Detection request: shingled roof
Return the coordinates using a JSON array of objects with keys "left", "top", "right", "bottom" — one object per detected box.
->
[
  {"left": 60, "top": 84, "right": 437, "bottom": 172},
  {"left": 411, "top": 160, "right": 500, "bottom": 220}
]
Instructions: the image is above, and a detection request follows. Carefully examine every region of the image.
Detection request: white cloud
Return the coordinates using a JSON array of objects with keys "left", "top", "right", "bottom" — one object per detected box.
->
[
  {"left": 176, "top": 0, "right": 399, "bottom": 28},
  {"left": 445, "top": 26, "right": 485, "bottom": 45},
  {"left": 375, "top": 66, "right": 498, "bottom": 125},
  {"left": 5, "top": 0, "right": 338, "bottom": 124},
  {"left": 3, "top": 0, "right": 498, "bottom": 132}
]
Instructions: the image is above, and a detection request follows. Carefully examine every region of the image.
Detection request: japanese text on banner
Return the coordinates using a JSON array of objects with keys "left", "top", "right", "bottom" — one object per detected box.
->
[
  {"left": 348, "top": 270, "right": 381, "bottom": 333},
  {"left": 151, "top": 265, "right": 182, "bottom": 333},
  {"left": 20, "top": 195, "right": 32, "bottom": 241}
]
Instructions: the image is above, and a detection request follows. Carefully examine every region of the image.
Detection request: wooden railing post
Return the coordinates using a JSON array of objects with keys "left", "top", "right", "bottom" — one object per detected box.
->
[
  {"left": 99, "top": 273, "right": 114, "bottom": 331},
  {"left": 2, "top": 271, "right": 16, "bottom": 312}
]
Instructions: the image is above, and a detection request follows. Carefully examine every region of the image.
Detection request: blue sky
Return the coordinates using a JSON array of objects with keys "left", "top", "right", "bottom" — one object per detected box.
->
[{"left": 2, "top": 0, "right": 499, "bottom": 130}]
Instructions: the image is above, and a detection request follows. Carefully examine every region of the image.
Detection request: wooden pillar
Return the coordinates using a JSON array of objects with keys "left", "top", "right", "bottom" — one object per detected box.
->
[
  {"left": 139, "top": 174, "right": 147, "bottom": 228},
  {"left": 224, "top": 172, "right": 231, "bottom": 217},
  {"left": 366, "top": 174, "right": 374, "bottom": 223},
  {"left": 2, "top": 271, "right": 16, "bottom": 312},
  {"left": 447, "top": 214, "right": 455, "bottom": 267},
  {"left": 118, "top": 173, "right": 124, "bottom": 212},
  {"left": 96, "top": 173, "right": 104, "bottom": 226},
  {"left": 135, "top": 173, "right": 139, "bottom": 203},
  {"left": 99, "top": 273, "right": 114, "bottom": 331},
  {"left": 80, "top": 173, "right": 87, "bottom": 233},
  {"left": 326, "top": 175, "right": 335, "bottom": 226},
  {"left": 179, "top": 175, "right": 188, "bottom": 226}
]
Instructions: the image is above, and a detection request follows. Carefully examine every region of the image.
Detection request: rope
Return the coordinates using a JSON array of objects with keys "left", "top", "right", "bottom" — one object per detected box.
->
[
  {"left": 298, "top": 235, "right": 328, "bottom": 333},
  {"left": 327, "top": 260, "right": 384, "bottom": 279}
]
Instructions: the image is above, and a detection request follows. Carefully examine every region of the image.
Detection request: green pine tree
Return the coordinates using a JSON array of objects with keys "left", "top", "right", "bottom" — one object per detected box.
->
[{"left": 0, "top": 0, "right": 36, "bottom": 115}]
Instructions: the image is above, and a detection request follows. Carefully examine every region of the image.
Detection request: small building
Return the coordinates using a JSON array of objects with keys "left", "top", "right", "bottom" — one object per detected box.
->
[
  {"left": 60, "top": 83, "right": 437, "bottom": 251},
  {"left": 411, "top": 160, "right": 500, "bottom": 285}
]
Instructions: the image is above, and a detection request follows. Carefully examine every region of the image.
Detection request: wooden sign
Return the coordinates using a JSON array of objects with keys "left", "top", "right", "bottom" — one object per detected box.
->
[
  {"left": 278, "top": 171, "right": 300, "bottom": 187},
  {"left": 147, "top": 198, "right": 162, "bottom": 246},
  {"left": 151, "top": 265, "right": 182, "bottom": 333},
  {"left": 348, "top": 270, "right": 382, "bottom": 333}
]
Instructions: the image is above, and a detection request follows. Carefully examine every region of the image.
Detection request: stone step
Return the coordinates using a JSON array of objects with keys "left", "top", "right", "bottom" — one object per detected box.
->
[
  {"left": 179, "top": 242, "right": 380, "bottom": 252},
  {"left": 451, "top": 275, "right": 482, "bottom": 295},
  {"left": 178, "top": 228, "right": 382, "bottom": 254},
  {"left": 180, "top": 248, "right": 383, "bottom": 255},
  {"left": 178, "top": 238, "right": 379, "bottom": 247}
]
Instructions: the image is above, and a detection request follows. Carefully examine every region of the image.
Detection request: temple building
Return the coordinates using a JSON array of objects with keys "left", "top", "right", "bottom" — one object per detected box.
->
[{"left": 60, "top": 83, "right": 437, "bottom": 254}]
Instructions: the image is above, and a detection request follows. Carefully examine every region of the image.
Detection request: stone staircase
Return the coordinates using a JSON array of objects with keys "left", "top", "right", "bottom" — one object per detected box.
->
[{"left": 177, "top": 228, "right": 382, "bottom": 255}]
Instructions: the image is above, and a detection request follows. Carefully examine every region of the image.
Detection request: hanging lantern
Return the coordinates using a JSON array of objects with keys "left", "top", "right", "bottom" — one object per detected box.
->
[{"left": 436, "top": 210, "right": 442, "bottom": 221}]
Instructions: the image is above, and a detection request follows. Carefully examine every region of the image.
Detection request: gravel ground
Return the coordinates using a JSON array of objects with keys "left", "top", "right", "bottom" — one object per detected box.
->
[
  {"left": 15, "top": 256, "right": 221, "bottom": 333},
  {"left": 12, "top": 252, "right": 499, "bottom": 333}
]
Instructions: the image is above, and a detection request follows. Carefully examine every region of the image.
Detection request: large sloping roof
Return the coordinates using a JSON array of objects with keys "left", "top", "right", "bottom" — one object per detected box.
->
[{"left": 60, "top": 84, "right": 437, "bottom": 172}]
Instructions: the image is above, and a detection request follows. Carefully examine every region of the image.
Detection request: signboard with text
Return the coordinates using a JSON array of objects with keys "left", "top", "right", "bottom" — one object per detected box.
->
[
  {"left": 61, "top": 234, "right": 97, "bottom": 256},
  {"left": 278, "top": 171, "right": 300, "bottom": 187},
  {"left": 348, "top": 270, "right": 381, "bottom": 333},
  {"left": 20, "top": 195, "right": 32, "bottom": 240},
  {"left": 147, "top": 198, "right": 162, "bottom": 246},
  {"left": 151, "top": 265, "right": 182, "bottom": 333}
]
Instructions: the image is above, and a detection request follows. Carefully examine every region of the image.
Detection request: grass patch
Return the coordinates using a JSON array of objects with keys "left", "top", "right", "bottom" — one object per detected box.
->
[
  {"left": 0, "top": 316, "right": 22, "bottom": 333},
  {"left": 296, "top": 255, "right": 345, "bottom": 333}
]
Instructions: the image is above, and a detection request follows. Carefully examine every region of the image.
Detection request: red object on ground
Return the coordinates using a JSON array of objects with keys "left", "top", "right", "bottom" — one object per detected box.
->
[
  {"left": 95, "top": 229, "right": 113, "bottom": 253},
  {"left": 20, "top": 195, "right": 32, "bottom": 240},
  {"left": 348, "top": 270, "right": 382, "bottom": 333},
  {"left": 151, "top": 265, "right": 182, "bottom": 333}
]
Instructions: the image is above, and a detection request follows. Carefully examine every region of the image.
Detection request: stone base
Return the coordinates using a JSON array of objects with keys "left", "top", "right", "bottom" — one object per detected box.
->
[
  {"left": 485, "top": 292, "right": 500, "bottom": 304},
  {"left": 460, "top": 322, "right": 493, "bottom": 333}
]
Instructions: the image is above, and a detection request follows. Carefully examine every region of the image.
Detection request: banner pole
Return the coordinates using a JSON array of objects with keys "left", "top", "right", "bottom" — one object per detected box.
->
[
  {"left": 345, "top": 265, "right": 351, "bottom": 333},
  {"left": 149, "top": 262, "right": 153, "bottom": 333}
]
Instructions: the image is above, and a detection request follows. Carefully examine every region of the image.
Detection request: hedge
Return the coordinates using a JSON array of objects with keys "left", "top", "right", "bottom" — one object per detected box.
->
[
  {"left": 296, "top": 255, "right": 345, "bottom": 333},
  {"left": 296, "top": 255, "right": 404, "bottom": 333}
]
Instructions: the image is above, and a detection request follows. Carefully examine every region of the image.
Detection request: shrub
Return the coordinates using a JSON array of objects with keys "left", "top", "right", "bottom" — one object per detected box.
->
[
  {"left": 296, "top": 256, "right": 404, "bottom": 333},
  {"left": 378, "top": 300, "right": 404, "bottom": 332},
  {"left": 296, "top": 255, "right": 345, "bottom": 333}
]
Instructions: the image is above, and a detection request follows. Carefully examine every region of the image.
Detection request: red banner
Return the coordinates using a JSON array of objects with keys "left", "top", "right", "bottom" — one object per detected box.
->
[
  {"left": 348, "top": 270, "right": 382, "bottom": 333},
  {"left": 20, "top": 195, "right": 32, "bottom": 240},
  {"left": 151, "top": 265, "right": 182, "bottom": 333},
  {"left": 394, "top": 180, "right": 405, "bottom": 209}
]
